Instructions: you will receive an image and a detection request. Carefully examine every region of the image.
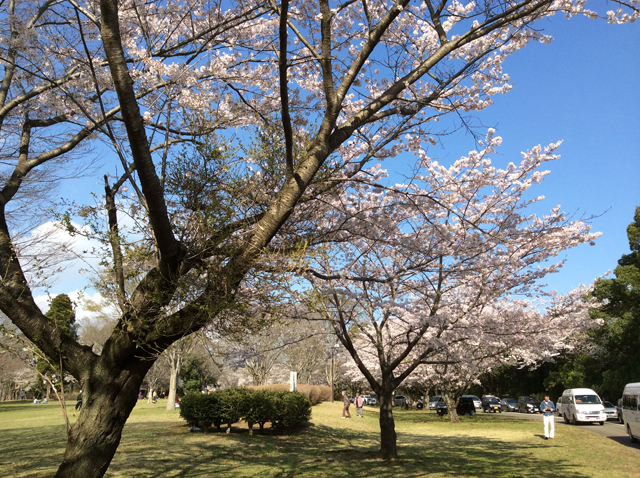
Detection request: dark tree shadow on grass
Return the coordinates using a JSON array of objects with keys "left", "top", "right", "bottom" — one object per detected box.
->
[
  {"left": 0, "top": 424, "right": 68, "bottom": 477},
  {"left": 111, "top": 421, "right": 589, "bottom": 478},
  {"left": 0, "top": 418, "right": 592, "bottom": 477}
]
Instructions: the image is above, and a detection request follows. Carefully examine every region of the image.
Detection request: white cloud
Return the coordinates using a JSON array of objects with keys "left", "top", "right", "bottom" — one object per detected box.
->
[{"left": 18, "top": 220, "right": 105, "bottom": 296}]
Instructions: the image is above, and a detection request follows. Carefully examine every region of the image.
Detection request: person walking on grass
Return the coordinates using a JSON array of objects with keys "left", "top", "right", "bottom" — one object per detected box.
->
[
  {"left": 355, "top": 393, "right": 365, "bottom": 417},
  {"left": 541, "top": 394, "right": 555, "bottom": 440},
  {"left": 341, "top": 391, "right": 352, "bottom": 418},
  {"left": 75, "top": 390, "right": 83, "bottom": 411}
]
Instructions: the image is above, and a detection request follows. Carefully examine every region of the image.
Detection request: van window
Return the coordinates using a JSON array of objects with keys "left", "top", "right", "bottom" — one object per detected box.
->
[
  {"left": 623, "top": 394, "right": 638, "bottom": 410},
  {"left": 574, "top": 395, "right": 600, "bottom": 404}
]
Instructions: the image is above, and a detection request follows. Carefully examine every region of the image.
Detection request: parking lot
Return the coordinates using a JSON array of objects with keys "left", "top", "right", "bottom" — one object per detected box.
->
[{"left": 495, "top": 411, "right": 640, "bottom": 451}]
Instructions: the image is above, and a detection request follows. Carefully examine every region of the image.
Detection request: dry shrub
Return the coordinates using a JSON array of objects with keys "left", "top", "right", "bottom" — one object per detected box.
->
[
  {"left": 247, "top": 384, "right": 331, "bottom": 405},
  {"left": 249, "top": 384, "right": 289, "bottom": 392}
]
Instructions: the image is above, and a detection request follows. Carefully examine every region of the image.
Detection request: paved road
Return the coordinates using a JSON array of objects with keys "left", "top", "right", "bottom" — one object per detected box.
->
[{"left": 494, "top": 411, "right": 640, "bottom": 451}]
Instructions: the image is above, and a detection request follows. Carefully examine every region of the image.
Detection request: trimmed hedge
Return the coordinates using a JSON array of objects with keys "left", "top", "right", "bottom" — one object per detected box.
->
[{"left": 179, "top": 388, "right": 311, "bottom": 434}]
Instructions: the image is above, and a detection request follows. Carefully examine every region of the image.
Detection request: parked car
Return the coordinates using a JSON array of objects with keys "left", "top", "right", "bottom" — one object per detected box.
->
[
  {"left": 435, "top": 397, "right": 476, "bottom": 417},
  {"left": 556, "top": 396, "right": 563, "bottom": 417},
  {"left": 393, "top": 395, "right": 406, "bottom": 407},
  {"left": 500, "top": 398, "right": 518, "bottom": 412},
  {"left": 363, "top": 394, "right": 378, "bottom": 406},
  {"left": 435, "top": 399, "right": 448, "bottom": 416},
  {"left": 429, "top": 395, "right": 442, "bottom": 410},
  {"left": 481, "top": 395, "right": 502, "bottom": 413},
  {"left": 462, "top": 395, "right": 482, "bottom": 410},
  {"left": 561, "top": 388, "right": 606, "bottom": 425},
  {"left": 622, "top": 382, "right": 640, "bottom": 442},
  {"left": 518, "top": 396, "right": 541, "bottom": 414},
  {"left": 603, "top": 401, "right": 617, "bottom": 421}
]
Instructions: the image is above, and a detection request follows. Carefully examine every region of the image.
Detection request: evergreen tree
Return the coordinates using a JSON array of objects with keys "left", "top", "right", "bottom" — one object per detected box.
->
[
  {"left": 589, "top": 207, "right": 640, "bottom": 398},
  {"left": 45, "top": 294, "right": 77, "bottom": 339}
]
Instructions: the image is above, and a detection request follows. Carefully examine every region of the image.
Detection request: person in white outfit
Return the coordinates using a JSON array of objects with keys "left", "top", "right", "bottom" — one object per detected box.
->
[{"left": 541, "top": 394, "right": 555, "bottom": 439}]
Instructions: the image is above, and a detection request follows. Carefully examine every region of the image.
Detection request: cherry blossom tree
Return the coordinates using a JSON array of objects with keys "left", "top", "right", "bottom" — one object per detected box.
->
[
  {"left": 0, "top": 1, "right": 636, "bottom": 476},
  {"left": 305, "top": 133, "right": 599, "bottom": 457}
]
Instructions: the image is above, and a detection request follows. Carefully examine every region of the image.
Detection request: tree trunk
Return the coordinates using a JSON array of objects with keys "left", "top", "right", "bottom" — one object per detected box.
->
[
  {"left": 53, "top": 362, "right": 150, "bottom": 478},
  {"left": 378, "top": 389, "right": 397, "bottom": 459},
  {"left": 165, "top": 355, "right": 181, "bottom": 411},
  {"left": 444, "top": 394, "right": 460, "bottom": 423}
]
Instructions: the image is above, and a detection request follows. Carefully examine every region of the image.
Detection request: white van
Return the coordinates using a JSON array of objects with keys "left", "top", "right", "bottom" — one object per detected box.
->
[
  {"left": 622, "top": 382, "right": 640, "bottom": 443},
  {"left": 561, "top": 388, "right": 606, "bottom": 425}
]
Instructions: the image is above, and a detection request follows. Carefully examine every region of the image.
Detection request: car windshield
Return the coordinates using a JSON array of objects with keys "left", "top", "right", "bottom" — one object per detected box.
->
[
  {"left": 504, "top": 399, "right": 516, "bottom": 404},
  {"left": 487, "top": 398, "right": 499, "bottom": 403},
  {"left": 574, "top": 395, "right": 600, "bottom": 404},
  {"left": 525, "top": 398, "right": 538, "bottom": 403},
  {"left": 604, "top": 401, "right": 614, "bottom": 408},
  {"left": 429, "top": 396, "right": 441, "bottom": 403}
]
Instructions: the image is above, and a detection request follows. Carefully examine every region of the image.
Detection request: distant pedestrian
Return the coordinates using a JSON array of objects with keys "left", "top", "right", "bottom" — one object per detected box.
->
[
  {"left": 75, "top": 390, "right": 83, "bottom": 411},
  {"left": 355, "top": 393, "right": 364, "bottom": 417},
  {"left": 341, "top": 391, "right": 352, "bottom": 418},
  {"left": 541, "top": 394, "right": 555, "bottom": 439}
]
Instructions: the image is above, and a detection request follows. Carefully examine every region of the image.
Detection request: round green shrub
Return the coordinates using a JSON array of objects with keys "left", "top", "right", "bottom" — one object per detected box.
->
[{"left": 179, "top": 387, "right": 311, "bottom": 433}]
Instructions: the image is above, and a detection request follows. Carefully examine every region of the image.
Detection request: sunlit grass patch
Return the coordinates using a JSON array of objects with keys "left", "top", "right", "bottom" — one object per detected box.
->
[{"left": 1, "top": 400, "right": 639, "bottom": 477}]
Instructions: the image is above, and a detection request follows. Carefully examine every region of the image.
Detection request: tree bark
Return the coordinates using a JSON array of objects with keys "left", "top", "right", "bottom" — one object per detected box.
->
[
  {"left": 378, "top": 389, "right": 397, "bottom": 459},
  {"left": 53, "top": 360, "right": 151, "bottom": 478},
  {"left": 444, "top": 394, "right": 460, "bottom": 423},
  {"left": 165, "top": 354, "right": 182, "bottom": 411}
]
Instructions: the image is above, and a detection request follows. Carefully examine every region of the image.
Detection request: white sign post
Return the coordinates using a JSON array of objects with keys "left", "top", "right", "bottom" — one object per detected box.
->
[{"left": 290, "top": 371, "right": 298, "bottom": 392}]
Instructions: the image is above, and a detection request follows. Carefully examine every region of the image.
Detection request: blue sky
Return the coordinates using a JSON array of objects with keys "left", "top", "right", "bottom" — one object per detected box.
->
[
  {"left": 48, "top": 13, "right": 639, "bottom": 312},
  {"left": 410, "top": 14, "right": 640, "bottom": 294}
]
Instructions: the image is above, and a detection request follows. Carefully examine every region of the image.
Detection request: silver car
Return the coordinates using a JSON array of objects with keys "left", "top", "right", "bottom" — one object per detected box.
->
[
  {"left": 429, "top": 395, "right": 442, "bottom": 410},
  {"left": 603, "top": 401, "right": 617, "bottom": 420},
  {"left": 364, "top": 395, "right": 378, "bottom": 406},
  {"left": 393, "top": 395, "right": 406, "bottom": 406}
]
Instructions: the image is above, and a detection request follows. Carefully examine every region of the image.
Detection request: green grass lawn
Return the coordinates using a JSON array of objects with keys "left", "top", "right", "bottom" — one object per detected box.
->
[{"left": 1, "top": 400, "right": 639, "bottom": 477}]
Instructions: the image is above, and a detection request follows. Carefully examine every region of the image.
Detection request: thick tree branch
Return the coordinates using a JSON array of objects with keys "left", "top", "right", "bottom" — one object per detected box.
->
[
  {"left": 277, "top": 0, "right": 295, "bottom": 179},
  {"left": 100, "top": 0, "right": 183, "bottom": 277}
]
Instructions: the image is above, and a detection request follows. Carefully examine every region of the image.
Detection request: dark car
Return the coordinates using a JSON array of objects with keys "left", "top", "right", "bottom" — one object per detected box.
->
[
  {"left": 518, "top": 396, "right": 541, "bottom": 413},
  {"left": 482, "top": 395, "right": 502, "bottom": 413},
  {"left": 500, "top": 397, "right": 518, "bottom": 412},
  {"left": 436, "top": 397, "right": 476, "bottom": 416}
]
